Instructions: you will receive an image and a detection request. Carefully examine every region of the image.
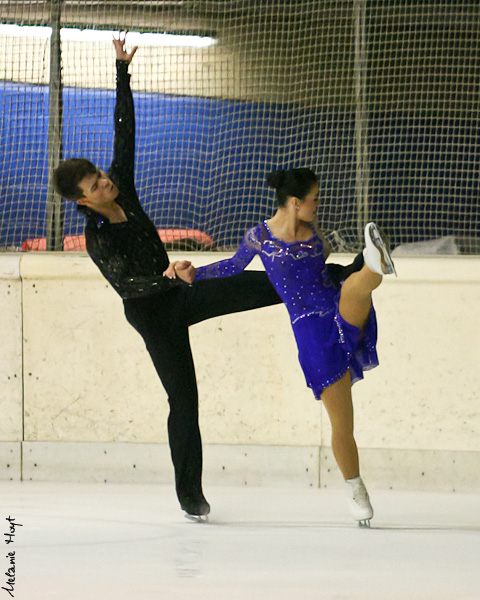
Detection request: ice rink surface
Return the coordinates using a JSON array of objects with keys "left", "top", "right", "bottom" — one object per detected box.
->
[{"left": 2, "top": 481, "right": 480, "bottom": 600}]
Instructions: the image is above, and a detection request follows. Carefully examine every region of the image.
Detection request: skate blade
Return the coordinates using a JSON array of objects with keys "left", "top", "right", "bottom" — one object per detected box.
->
[
  {"left": 358, "top": 519, "right": 371, "bottom": 528},
  {"left": 369, "top": 225, "right": 397, "bottom": 277},
  {"left": 184, "top": 512, "right": 209, "bottom": 523}
]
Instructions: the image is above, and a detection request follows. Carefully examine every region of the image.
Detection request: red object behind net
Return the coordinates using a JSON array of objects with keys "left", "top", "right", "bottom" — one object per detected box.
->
[{"left": 22, "top": 229, "right": 215, "bottom": 251}]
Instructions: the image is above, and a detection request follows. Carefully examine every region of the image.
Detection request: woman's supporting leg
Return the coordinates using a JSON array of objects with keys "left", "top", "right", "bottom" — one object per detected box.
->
[
  {"left": 321, "top": 370, "right": 374, "bottom": 524},
  {"left": 320, "top": 370, "right": 359, "bottom": 481}
]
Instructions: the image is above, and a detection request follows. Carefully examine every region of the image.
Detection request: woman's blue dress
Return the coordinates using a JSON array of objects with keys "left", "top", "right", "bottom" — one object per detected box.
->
[{"left": 195, "top": 221, "right": 378, "bottom": 399}]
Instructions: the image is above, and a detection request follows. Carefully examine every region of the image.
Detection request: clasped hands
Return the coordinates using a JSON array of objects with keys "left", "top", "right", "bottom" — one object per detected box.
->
[{"left": 163, "top": 260, "right": 196, "bottom": 283}]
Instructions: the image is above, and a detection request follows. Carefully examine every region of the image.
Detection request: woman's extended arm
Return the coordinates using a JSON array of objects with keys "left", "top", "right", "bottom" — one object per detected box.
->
[{"left": 164, "top": 226, "right": 262, "bottom": 284}]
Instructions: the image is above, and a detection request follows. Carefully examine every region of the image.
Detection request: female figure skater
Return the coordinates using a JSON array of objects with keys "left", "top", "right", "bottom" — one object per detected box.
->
[{"left": 167, "top": 168, "right": 396, "bottom": 526}]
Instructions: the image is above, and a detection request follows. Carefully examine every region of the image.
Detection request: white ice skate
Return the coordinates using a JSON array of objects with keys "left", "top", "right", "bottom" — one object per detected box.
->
[
  {"left": 363, "top": 222, "right": 397, "bottom": 277},
  {"left": 347, "top": 477, "right": 374, "bottom": 528}
]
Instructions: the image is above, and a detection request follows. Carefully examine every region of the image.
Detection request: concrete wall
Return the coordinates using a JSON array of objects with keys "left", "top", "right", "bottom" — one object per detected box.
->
[
  {"left": 0, "top": 9, "right": 353, "bottom": 104},
  {"left": 1, "top": 252, "right": 479, "bottom": 492}
]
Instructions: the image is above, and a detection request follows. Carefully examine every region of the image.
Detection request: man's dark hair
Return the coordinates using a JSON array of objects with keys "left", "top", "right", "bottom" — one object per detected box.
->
[{"left": 53, "top": 158, "right": 98, "bottom": 201}]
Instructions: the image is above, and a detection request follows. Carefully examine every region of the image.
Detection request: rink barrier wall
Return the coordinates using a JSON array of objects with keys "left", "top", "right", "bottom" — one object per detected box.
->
[{"left": 1, "top": 253, "right": 479, "bottom": 492}]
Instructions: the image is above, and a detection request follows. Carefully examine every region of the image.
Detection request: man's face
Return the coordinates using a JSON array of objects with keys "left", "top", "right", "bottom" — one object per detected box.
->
[{"left": 77, "top": 169, "right": 119, "bottom": 209}]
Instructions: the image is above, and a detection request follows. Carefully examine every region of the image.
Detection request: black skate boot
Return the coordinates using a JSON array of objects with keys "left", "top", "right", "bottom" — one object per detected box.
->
[{"left": 179, "top": 492, "right": 211, "bottom": 522}]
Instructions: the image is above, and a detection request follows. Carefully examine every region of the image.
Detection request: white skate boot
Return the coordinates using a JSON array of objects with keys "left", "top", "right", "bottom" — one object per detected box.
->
[
  {"left": 346, "top": 476, "right": 373, "bottom": 527},
  {"left": 363, "top": 222, "right": 397, "bottom": 276}
]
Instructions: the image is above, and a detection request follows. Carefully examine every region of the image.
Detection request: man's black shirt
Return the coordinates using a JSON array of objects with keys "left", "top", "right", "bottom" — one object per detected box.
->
[{"left": 84, "top": 61, "right": 178, "bottom": 300}]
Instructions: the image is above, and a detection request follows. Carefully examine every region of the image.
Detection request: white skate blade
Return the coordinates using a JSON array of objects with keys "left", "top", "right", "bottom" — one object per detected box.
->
[
  {"left": 184, "top": 512, "right": 209, "bottom": 523},
  {"left": 364, "top": 222, "right": 397, "bottom": 277},
  {"left": 358, "top": 519, "right": 372, "bottom": 528}
]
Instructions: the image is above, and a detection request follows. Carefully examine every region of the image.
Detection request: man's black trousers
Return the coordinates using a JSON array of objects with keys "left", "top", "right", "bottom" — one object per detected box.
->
[{"left": 123, "top": 271, "right": 281, "bottom": 505}]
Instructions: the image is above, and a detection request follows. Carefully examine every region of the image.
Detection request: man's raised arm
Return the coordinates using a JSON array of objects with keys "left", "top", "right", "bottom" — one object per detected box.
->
[{"left": 108, "top": 32, "right": 138, "bottom": 189}]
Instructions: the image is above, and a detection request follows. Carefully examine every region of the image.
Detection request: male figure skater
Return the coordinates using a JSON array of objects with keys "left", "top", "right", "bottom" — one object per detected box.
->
[
  {"left": 53, "top": 33, "right": 283, "bottom": 519},
  {"left": 54, "top": 33, "right": 362, "bottom": 519}
]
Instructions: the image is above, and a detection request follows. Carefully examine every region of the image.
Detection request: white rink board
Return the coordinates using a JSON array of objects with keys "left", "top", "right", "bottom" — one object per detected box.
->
[{"left": 0, "top": 253, "right": 479, "bottom": 491}]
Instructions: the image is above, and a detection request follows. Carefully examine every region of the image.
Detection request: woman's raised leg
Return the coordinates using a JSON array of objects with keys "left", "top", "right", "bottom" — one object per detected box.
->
[
  {"left": 338, "top": 221, "right": 396, "bottom": 330},
  {"left": 338, "top": 266, "right": 382, "bottom": 329}
]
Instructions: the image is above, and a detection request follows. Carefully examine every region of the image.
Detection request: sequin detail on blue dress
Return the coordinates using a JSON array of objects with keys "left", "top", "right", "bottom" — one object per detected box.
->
[{"left": 195, "top": 221, "right": 379, "bottom": 399}]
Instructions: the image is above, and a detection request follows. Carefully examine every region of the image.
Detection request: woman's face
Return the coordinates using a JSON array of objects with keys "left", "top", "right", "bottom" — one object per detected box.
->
[{"left": 296, "top": 182, "right": 320, "bottom": 222}]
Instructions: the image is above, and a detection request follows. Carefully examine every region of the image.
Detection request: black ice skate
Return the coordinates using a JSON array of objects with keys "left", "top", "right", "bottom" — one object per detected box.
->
[{"left": 180, "top": 493, "right": 211, "bottom": 522}]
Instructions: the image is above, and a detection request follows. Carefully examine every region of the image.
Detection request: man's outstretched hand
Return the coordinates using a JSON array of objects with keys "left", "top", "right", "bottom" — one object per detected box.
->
[
  {"left": 163, "top": 261, "right": 196, "bottom": 284},
  {"left": 113, "top": 31, "right": 138, "bottom": 64}
]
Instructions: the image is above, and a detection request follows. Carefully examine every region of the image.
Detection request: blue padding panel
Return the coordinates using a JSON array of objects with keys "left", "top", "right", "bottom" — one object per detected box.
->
[
  {"left": 1, "top": 82, "right": 478, "bottom": 249},
  {"left": 0, "top": 83, "right": 49, "bottom": 247},
  {"left": 0, "top": 83, "right": 354, "bottom": 248}
]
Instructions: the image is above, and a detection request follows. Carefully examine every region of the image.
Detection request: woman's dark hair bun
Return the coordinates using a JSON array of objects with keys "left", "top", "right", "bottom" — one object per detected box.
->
[
  {"left": 266, "top": 167, "right": 318, "bottom": 207},
  {"left": 266, "top": 170, "right": 286, "bottom": 189}
]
